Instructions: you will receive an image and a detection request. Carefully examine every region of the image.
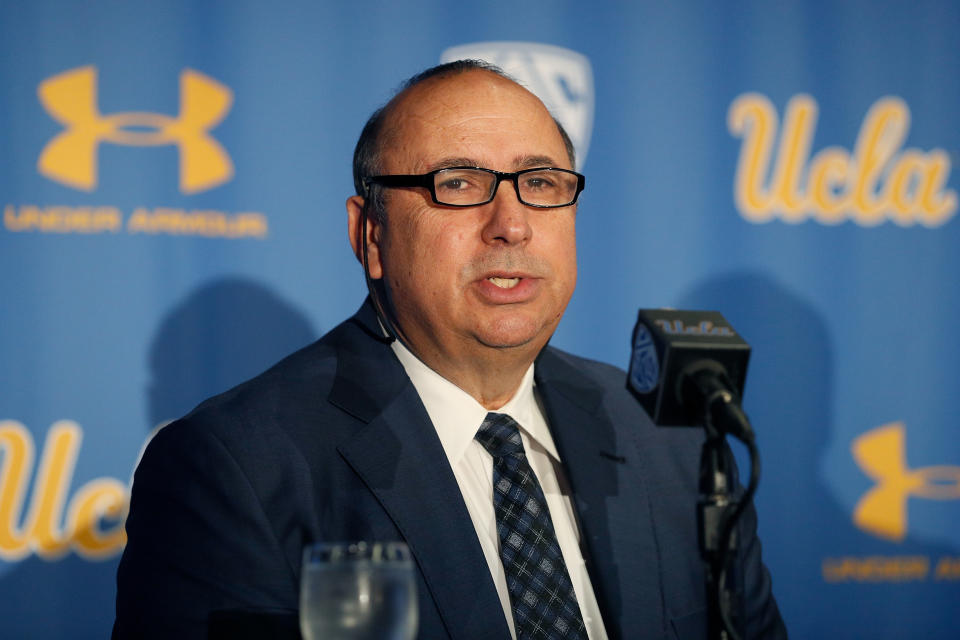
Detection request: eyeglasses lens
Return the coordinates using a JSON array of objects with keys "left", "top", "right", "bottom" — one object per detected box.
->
[{"left": 432, "top": 169, "right": 578, "bottom": 207}]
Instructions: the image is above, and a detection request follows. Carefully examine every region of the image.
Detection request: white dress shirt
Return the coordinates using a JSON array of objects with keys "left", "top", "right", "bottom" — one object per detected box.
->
[{"left": 391, "top": 340, "right": 608, "bottom": 640}]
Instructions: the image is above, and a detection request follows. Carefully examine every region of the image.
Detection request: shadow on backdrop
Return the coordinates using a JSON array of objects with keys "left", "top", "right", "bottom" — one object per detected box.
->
[
  {"left": 0, "top": 277, "right": 319, "bottom": 638},
  {"left": 148, "top": 277, "right": 319, "bottom": 428},
  {"left": 678, "top": 271, "right": 958, "bottom": 639}
]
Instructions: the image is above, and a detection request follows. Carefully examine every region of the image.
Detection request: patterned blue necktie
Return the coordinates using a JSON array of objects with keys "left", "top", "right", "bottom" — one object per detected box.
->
[{"left": 475, "top": 412, "right": 588, "bottom": 640}]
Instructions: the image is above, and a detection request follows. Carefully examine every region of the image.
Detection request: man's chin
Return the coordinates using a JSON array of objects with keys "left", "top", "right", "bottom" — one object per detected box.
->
[
  {"left": 479, "top": 337, "right": 536, "bottom": 350},
  {"left": 474, "top": 321, "right": 553, "bottom": 352}
]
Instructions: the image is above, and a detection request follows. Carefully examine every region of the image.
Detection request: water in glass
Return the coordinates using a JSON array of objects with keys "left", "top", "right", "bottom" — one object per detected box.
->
[{"left": 300, "top": 542, "right": 417, "bottom": 640}]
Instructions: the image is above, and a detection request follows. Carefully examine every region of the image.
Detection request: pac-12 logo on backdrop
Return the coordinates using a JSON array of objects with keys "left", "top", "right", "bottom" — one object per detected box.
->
[
  {"left": 440, "top": 42, "right": 594, "bottom": 170},
  {"left": 37, "top": 66, "right": 234, "bottom": 194}
]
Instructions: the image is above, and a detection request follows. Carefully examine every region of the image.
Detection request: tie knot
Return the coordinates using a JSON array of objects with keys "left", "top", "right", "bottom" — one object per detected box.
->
[{"left": 475, "top": 412, "right": 525, "bottom": 459}]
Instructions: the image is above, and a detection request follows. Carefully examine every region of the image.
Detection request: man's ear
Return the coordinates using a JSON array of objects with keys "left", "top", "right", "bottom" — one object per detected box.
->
[{"left": 346, "top": 195, "right": 383, "bottom": 279}]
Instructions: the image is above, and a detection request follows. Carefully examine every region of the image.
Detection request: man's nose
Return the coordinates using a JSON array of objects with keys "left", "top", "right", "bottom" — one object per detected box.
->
[{"left": 481, "top": 179, "right": 532, "bottom": 245}]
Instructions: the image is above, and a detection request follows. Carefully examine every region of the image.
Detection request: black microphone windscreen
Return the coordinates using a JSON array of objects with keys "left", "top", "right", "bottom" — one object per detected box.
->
[{"left": 627, "top": 309, "right": 750, "bottom": 426}]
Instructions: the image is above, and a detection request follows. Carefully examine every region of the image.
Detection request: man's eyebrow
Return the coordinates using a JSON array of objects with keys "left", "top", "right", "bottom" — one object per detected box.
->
[
  {"left": 515, "top": 155, "right": 560, "bottom": 169},
  {"left": 426, "top": 157, "right": 480, "bottom": 171}
]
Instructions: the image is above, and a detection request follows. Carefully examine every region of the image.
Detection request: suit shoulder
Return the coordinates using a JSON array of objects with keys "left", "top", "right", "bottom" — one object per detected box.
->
[
  {"left": 183, "top": 307, "right": 380, "bottom": 424},
  {"left": 186, "top": 338, "right": 334, "bottom": 421},
  {"left": 538, "top": 345, "right": 702, "bottom": 447},
  {"left": 158, "top": 308, "right": 392, "bottom": 454},
  {"left": 539, "top": 344, "right": 628, "bottom": 390}
]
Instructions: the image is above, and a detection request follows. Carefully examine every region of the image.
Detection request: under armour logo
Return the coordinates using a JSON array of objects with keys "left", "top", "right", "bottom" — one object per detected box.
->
[
  {"left": 852, "top": 422, "right": 960, "bottom": 541},
  {"left": 37, "top": 66, "right": 234, "bottom": 194}
]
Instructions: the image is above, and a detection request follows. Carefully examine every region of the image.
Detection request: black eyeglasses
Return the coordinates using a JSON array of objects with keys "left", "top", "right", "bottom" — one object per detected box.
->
[{"left": 363, "top": 166, "right": 585, "bottom": 208}]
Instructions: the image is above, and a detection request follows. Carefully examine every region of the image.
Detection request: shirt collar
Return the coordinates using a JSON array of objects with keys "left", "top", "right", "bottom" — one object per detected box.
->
[{"left": 390, "top": 340, "right": 560, "bottom": 464}]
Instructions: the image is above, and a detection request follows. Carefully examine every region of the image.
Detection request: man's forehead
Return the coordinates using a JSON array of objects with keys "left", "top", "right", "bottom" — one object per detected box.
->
[
  {"left": 392, "top": 69, "right": 537, "bottom": 109},
  {"left": 380, "top": 70, "right": 568, "bottom": 169}
]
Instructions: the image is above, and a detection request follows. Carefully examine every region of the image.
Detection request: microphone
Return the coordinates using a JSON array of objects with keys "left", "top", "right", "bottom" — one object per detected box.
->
[
  {"left": 627, "top": 309, "right": 753, "bottom": 441},
  {"left": 629, "top": 309, "right": 759, "bottom": 640}
]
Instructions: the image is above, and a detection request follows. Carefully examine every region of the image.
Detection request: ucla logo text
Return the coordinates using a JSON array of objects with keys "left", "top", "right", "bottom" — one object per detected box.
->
[
  {"left": 38, "top": 66, "right": 234, "bottom": 194},
  {"left": 852, "top": 422, "right": 960, "bottom": 541},
  {"left": 655, "top": 319, "right": 735, "bottom": 337},
  {"left": 0, "top": 420, "right": 127, "bottom": 560},
  {"left": 728, "top": 94, "right": 956, "bottom": 227}
]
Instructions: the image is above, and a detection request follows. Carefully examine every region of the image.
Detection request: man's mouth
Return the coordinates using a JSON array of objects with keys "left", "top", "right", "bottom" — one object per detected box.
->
[{"left": 488, "top": 277, "right": 521, "bottom": 289}]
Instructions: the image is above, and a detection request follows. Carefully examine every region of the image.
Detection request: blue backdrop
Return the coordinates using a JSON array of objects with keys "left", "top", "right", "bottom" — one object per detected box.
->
[{"left": 2, "top": 1, "right": 958, "bottom": 637}]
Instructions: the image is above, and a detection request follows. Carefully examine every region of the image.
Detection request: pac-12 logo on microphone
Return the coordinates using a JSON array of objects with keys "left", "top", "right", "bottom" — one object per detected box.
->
[
  {"left": 440, "top": 42, "right": 594, "bottom": 170},
  {"left": 629, "top": 325, "right": 660, "bottom": 394}
]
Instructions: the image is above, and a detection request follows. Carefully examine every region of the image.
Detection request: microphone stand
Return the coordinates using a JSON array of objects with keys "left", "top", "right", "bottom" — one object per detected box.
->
[
  {"left": 683, "top": 364, "right": 759, "bottom": 640},
  {"left": 698, "top": 422, "right": 739, "bottom": 640}
]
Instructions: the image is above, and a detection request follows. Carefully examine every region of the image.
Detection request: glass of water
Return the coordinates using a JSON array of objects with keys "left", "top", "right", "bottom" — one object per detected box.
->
[{"left": 299, "top": 541, "right": 418, "bottom": 640}]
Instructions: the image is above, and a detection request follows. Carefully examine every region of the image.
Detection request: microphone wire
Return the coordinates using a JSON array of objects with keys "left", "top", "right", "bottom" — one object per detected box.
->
[{"left": 708, "top": 396, "right": 760, "bottom": 640}]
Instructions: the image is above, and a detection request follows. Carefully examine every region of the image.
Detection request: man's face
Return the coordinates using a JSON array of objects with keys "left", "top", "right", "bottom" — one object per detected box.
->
[{"left": 364, "top": 71, "right": 577, "bottom": 370}]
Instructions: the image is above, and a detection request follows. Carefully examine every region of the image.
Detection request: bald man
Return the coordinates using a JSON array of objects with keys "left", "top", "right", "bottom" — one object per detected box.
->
[{"left": 115, "top": 60, "right": 786, "bottom": 640}]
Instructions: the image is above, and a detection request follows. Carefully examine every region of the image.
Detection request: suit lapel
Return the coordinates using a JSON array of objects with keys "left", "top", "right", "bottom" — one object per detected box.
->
[
  {"left": 536, "top": 349, "right": 666, "bottom": 639},
  {"left": 330, "top": 303, "right": 510, "bottom": 640}
]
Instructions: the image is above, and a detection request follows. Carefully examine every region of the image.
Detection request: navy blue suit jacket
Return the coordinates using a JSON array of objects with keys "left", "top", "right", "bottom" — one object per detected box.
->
[{"left": 114, "top": 302, "right": 785, "bottom": 639}]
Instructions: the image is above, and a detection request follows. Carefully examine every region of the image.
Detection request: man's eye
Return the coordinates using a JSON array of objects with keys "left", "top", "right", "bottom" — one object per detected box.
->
[
  {"left": 524, "top": 176, "right": 556, "bottom": 190},
  {"left": 439, "top": 178, "right": 470, "bottom": 190}
]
